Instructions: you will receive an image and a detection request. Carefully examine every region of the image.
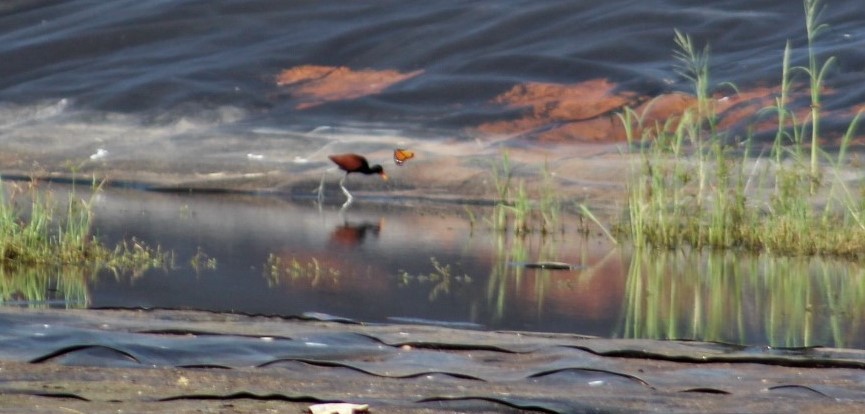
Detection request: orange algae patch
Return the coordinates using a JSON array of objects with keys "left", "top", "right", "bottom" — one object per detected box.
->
[
  {"left": 477, "top": 78, "right": 864, "bottom": 144},
  {"left": 271, "top": 65, "right": 865, "bottom": 144},
  {"left": 477, "top": 79, "right": 640, "bottom": 141},
  {"left": 276, "top": 65, "right": 423, "bottom": 109},
  {"left": 476, "top": 79, "right": 706, "bottom": 142},
  {"left": 491, "top": 79, "right": 636, "bottom": 120}
]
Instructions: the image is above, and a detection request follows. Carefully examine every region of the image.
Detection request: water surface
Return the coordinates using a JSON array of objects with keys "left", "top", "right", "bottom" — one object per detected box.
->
[{"left": 3, "top": 186, "right": 863, "bottom": 349}]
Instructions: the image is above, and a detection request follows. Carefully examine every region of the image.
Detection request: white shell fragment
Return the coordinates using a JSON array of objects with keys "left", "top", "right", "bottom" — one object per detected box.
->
[{"left": 308, "top": 403, "right": 370, "bottom": 414}]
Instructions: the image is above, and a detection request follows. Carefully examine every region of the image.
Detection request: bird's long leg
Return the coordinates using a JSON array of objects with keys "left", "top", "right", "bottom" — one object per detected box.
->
[
  {"left": 339, "top": 199, "right": 351, "bottom": 213},
  {"left": 339, "top": 173, "right": 353, "bottom": 205},
  {"left": 316, "top": 170, "right": 327, "bottom": 204}
]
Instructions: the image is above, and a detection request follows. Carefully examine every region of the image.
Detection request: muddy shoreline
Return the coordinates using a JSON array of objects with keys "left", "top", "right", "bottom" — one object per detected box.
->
[
  {"left": 0, "top": 139, "right": 630, "bottom": 210},
  {"left": 1, "top": 307, "right": 864, "bottom": 413}
]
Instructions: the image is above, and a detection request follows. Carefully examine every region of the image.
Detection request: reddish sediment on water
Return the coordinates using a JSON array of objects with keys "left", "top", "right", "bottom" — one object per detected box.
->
[
  {"left": 275, "top": 65, "right": 424, "bottom": 109},
  {"left": 275, "top": 65, "right": 865, "bottom": 144},
  {"left": 3, "top": 65, "right": 865, "bottom": 206}
]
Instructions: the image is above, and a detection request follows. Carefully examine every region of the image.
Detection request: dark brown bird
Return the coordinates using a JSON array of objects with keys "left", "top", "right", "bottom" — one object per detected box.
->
[{"left": 327, "top": 153, "right": 388, "bottom": 203}]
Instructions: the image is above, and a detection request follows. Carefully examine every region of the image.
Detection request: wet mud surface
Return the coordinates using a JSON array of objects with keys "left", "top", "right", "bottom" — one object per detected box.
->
[{"left": 1, "top": 307, "right": 865, "bottom": 413}]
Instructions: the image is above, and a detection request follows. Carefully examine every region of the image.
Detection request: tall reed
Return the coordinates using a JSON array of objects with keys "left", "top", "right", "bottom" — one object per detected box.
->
[
  {"left": 802, "top": 0, "right": 835, "bottom": 188},
  {"left": 618, "top": 0, "right": 865, "bottom": 257},
  {"left": 484, "top": 151, "right": 563, "bottom": 236}
]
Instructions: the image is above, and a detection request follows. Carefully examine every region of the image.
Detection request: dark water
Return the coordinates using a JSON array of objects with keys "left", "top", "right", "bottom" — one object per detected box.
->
[
  {"left": 3, "top": 186, "right": 863, "bottom": 350},
  {"left": 1, "top": 1, "right": 864, "bottom": 137},
  {"left": 85, "top": 189, "right": 610, "bottom": 334},
  {"left": 3, "top": 2, "right": 865, "bottom": 349}
]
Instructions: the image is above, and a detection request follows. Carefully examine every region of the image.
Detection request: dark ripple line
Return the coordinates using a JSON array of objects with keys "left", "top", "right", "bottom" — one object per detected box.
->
[
  {"left": 2, "top": 390, "right": 92, "bottom": 402},
  {"left": 256, "top": 358, "right": 485, "bottom": 381},
  {"left": 527, "top": 367, "right": 652, "bottom": 388},
  {"left": 29, "top": 344, "right": 140, "bottom": 364},
  {"left": 767, "top": 384, "right": 831, "bottom": 398},
  {"left": 383, "top": 341, "right": 523, "bottom": 354},
  {"left": 679, "top": 387, "right": 731, "bottom": 395},
  {"left": 159, "top": 391, "right": 324, "bottom": 403},
  {"left": 559, "top": 345, "right": 865, "bottom": 370},
  {"left": 137, "top": 328, "right": 293, "bottom": 341},
  {"left": 416, "top": 395, "right": 561, "bottom": 414}
]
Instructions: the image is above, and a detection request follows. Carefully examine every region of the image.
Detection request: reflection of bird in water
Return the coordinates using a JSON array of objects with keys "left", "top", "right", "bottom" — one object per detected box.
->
[
  {"left": 330, "top": 220, "right": 383, "bottom": 246},
  {"left": 321, "top": 153, "right": 388, "bottom": 206}
]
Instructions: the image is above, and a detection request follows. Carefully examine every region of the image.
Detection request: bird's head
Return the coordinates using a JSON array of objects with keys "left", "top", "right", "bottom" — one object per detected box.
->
[{"left": 371, "top": 165, "right": 388, "bottom": 181}]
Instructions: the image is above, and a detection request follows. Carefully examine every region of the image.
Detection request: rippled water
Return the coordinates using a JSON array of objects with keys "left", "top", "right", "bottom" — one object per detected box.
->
[
  {"left": 3, "top": 2, "right": 865, "bottom": 349},
  {"left": 2, "top": 1, "right": 865, "bottom": 151}
]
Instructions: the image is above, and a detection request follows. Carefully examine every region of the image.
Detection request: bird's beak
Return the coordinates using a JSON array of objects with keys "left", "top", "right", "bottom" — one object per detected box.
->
[{"left": 380, "top": 173, "right": 389, "bottom": 181}]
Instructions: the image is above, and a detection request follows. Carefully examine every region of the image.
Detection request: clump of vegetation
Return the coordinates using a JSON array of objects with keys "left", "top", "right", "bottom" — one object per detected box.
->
[
  {"left": 0, "top": 177, "right": 175, "bottom": 308},
  {"left": 0, "top": 178, "right": 170, "bottom": 270},
  {"left": 617, "top": 0, "right": 865, "bottom": 257},
  {"left": 190, "top": 246, "right": 217, "bottom": 274},
  {"left": 102, "top": 238, "right": 173, "bottom": 278},
  {"left": 398, "top": 257, "right": 471, "bottom": 301},
  {"left": 483, "top": 151, "right": 564, "bottom": 235},
  {"left": 265, "top": 253, "right": 341, "bottom": 287}
]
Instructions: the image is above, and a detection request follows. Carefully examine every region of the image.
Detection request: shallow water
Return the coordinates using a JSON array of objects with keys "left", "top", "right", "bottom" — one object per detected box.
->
[
  {"left": 3, "top": 2, "right": 865, "bottom": 350},
  {"left": 3, "top": 186, "right": 864, "bottom": 350},
  {"left": 85, "top": 188, "right": 616, "bottom": 334}
]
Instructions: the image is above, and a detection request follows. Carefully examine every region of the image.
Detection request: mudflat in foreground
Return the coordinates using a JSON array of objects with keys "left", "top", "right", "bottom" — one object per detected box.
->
[{"left": 0, "top": 308, "right": 864, "bottom": 413}]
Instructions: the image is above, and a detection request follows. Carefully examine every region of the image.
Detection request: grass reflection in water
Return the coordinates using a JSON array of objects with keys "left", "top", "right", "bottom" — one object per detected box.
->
[
  {"left": 0, "top": 264, "right": 90, "bottom": 308},
  {"left": 619, "top": 247, "right": 865, "bottom": 348}
]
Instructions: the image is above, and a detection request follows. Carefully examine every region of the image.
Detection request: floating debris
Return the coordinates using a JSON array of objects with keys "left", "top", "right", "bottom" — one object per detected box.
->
[
  {"left": 89, "top": 148, "right": 108, "bottom": 160},
  {"left": 512, "top": 261, "right": 583, "bottom": 270}
]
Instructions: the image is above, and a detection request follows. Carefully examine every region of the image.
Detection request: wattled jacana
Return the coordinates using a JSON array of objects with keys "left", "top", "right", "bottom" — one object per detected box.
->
[{"left": 327, "top": 153, "right": 388, "bottom": 204}]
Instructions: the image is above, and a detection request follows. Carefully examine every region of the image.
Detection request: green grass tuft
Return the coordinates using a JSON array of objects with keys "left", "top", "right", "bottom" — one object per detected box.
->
[
  {"left": 0, "top": 177, "right": 172, "bottom": 306},
  {"left": 482, "top": 150, "right": 565, "bottom": 236},
  {"left": 0, "top": 179, "right": 166, "bottom": 267},
  {"left": 617, "top": 0, "right": 865, "bottom": 257}
]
